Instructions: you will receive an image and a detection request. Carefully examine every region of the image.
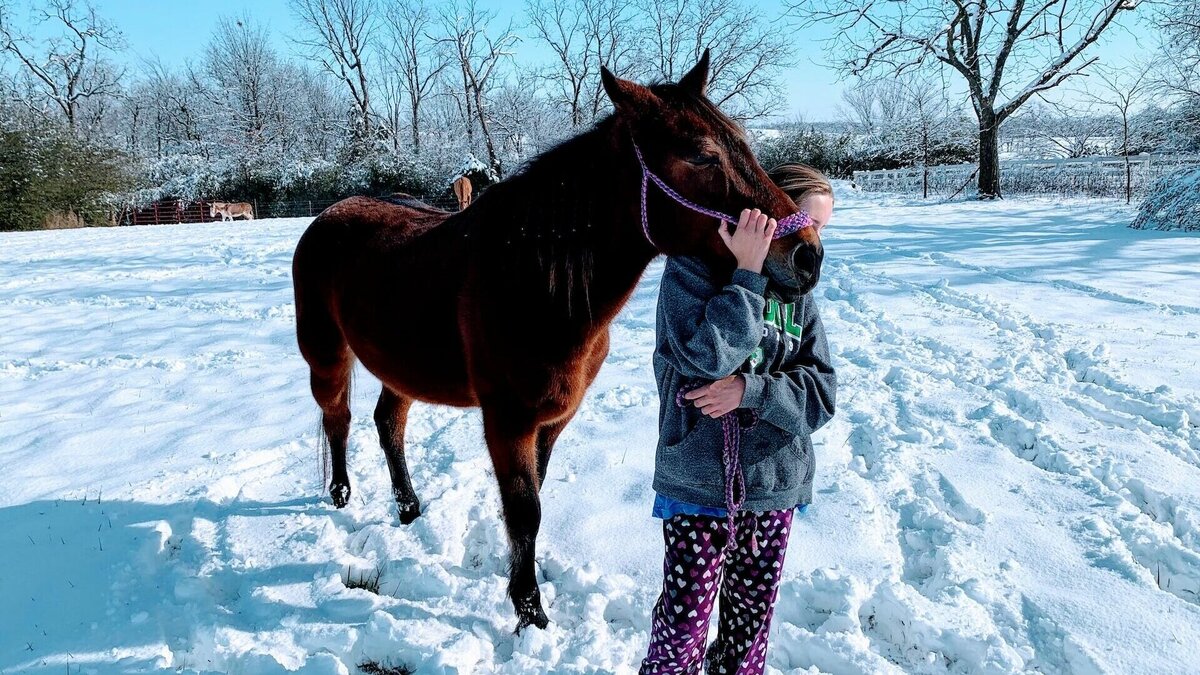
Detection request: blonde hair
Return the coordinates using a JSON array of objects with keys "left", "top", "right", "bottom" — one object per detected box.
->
[{"left": 769, "top": 164, "right": 833, "bottom": 204}]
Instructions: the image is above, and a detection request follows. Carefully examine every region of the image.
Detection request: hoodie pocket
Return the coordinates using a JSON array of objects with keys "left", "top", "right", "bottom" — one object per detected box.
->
[
  {"left": 659, "top": 417, "right": 725, "bottom": 489},
  {"left": 744, "top": 438, "right": 811, "bottom": 494},
  {"left": 738, "top": 424, "right": 794, "bottom": 466}
]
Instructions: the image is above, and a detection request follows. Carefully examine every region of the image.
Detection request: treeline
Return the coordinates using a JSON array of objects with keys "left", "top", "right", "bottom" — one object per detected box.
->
[
  {"left": 0, "top": 0, "right": 798, "bottom": 231},
  {"left": 3, "top": 0, "right": 1199, "bottom": 230}
]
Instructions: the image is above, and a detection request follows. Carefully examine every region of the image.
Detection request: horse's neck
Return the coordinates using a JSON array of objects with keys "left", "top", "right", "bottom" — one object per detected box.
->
[
  {"left": 468, "top": 128, "right": 658, "bottom": 328},
  {"left": 535, "top": 135, "right": 657, "bottom": 327}
]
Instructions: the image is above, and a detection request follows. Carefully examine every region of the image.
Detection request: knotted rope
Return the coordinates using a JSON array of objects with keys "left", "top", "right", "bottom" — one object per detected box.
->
[{"left": 676, "top": 387, "right": 761, "bottom": 553}]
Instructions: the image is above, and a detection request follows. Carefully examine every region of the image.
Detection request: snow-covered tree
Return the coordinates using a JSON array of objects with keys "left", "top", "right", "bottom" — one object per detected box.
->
[
  {"left": 634, "top": 0, "right": 794, "bottom": 121},
  {"left": 439, "top": 0, "right": 518, "bottom": 176}
]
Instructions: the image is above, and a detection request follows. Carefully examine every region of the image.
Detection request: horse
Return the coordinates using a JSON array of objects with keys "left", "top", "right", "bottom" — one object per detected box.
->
[
  {"left": 290, "top": 51, "right": 824, "bottom": 632},
  {"left": 452, "top": 175, "right": 473, "bottom": 211},
  {"left": 210, "top": 201, "right": 254, "bottom": 221}
]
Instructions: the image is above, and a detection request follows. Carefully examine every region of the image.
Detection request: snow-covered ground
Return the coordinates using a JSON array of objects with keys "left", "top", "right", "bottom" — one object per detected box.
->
[{"left": 2, "top": 193, "right": 1199, "bottom": 674}]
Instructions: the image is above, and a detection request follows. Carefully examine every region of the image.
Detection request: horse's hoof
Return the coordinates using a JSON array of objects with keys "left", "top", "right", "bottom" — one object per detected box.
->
[
  {"left": 513, "top": 596, "right": 550, "bottom": 634},
  {"left": 396, "top": 499, "right": 422, "bottom": 525},
  {"left": 330, "top": 483, "right": 351, "bottom": 509}
]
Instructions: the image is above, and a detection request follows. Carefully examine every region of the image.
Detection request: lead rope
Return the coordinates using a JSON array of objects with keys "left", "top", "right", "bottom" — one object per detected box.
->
[{"left": 676, "top": 388, "right": 760, "bottom": 553}]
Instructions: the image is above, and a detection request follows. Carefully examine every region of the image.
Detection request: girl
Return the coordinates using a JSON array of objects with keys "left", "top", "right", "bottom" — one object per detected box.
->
[{"left": 641, "top": 165, "right": 837, "bottom": 674}]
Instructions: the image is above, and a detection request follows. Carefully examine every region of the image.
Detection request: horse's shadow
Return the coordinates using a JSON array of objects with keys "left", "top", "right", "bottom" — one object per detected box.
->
[{"left": 0, "top": 495, "right": 350, "bottom": 673}]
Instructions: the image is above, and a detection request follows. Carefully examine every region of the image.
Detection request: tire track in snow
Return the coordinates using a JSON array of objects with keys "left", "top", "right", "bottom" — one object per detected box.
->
[{"left": 874, "top": 247, "right": 1200, "bottom": 318}]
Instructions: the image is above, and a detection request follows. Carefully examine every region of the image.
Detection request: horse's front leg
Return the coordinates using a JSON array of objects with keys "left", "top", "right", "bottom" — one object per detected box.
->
[{"left": 481, "top": 401, "right": 548, "bottom": 632}]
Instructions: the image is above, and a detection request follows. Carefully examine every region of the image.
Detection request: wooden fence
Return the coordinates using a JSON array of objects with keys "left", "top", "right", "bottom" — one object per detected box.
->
[{"left": 852, "top": 154, "right": 1200, "bottom": 198}]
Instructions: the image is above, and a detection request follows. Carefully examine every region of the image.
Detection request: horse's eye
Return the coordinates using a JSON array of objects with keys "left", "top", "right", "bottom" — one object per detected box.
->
[{"left": 688, "top": 153, "right": 719, "bottom": 167}]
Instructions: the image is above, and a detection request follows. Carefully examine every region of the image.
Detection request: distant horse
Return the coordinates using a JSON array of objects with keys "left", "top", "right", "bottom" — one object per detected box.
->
[
  {"left": 210, "top": 201, "right": 254, "bottom": 221},
  {"left": 291, "top": 51, "right": 824, "bottom": 631},
  {"left": 452, "top": 175, "right": 473, "bottom": 211}
]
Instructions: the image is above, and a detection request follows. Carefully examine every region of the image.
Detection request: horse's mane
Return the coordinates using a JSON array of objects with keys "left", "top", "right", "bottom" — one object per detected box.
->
[{"left": 454, "top": 117, "right": 626, "bottom": 316}]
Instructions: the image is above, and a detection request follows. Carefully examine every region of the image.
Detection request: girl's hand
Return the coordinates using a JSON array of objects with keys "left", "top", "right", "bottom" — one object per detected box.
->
[
  {"left": 683, "top": 374, "right": 747, "bottom": 418},
  {"left": 718, "top": 208, "right": 776, "bottom": 274}
]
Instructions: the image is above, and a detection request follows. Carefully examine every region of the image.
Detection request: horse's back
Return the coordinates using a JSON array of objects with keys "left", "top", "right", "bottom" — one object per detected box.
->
[{"left": 293, "top": 195, "right": 473, "bottom": 406}]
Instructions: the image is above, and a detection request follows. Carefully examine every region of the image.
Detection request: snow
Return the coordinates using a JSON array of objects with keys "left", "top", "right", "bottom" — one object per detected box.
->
[{"left": 2, "top": 192, "right": 1200, "bottom": 674}]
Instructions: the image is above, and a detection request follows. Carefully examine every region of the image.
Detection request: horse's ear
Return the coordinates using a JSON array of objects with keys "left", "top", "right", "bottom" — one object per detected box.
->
[
  {"left": 678, "top": 49, "right": 710, "bottom": 96},
  {"left": 602, "top": 66, "right": 657, "bottom": 116}
]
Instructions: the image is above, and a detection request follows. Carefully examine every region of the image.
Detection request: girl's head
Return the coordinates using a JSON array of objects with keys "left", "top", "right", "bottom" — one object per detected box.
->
[{"left": 768, "top": 164, "right": 834, "bottom": 233}]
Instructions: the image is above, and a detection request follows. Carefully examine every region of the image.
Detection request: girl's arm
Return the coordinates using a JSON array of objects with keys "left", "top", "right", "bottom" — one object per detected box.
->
[
  {"left": 739, "top": 293, "right": 837, "bottom": 437},
  {"left": 658, "top": 255, "right": 766, "bottom": 380}
]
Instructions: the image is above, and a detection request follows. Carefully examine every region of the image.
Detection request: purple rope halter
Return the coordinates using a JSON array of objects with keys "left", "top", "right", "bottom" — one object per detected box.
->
[
  {"left": 676, "top": 388, "right": 761, "bottom": 553},
  {"left": 632, "top": 141, "right": 813, "bottom": 250}
]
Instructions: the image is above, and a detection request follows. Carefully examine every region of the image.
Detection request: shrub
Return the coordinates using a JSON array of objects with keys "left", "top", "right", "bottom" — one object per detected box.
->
[
  {"left": 0, "top": 123, "right": 132, "bottom": 231},
  {"left": 41, "top": 211, "right": 89, "bottom": 229},
  {"left": 1130, "top": 167, "right": 1200, "bottom": 231}
]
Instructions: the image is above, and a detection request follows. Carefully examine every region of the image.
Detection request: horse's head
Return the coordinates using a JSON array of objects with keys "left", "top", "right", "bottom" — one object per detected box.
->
[
  {"left": 602, "top": 51, "right": 823, "bottom": 298},
  {"left": 209, "top": 202, "right": 218, "bottom": 217}
]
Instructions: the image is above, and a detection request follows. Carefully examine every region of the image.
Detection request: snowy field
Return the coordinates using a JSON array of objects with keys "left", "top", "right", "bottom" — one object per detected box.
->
[{"left": 2, "top": 192, "right": 1200, "bottom": 674}]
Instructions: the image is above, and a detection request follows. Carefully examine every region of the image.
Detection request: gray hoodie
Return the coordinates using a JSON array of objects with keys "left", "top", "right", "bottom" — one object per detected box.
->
[{"left": 652, "top": 256, "right": 837, "bottom": 512}]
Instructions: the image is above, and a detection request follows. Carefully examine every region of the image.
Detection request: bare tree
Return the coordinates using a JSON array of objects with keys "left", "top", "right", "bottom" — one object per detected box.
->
[
  {"left": 525, "top": 0, "right": 637, "bottom": 127},
  {"left": 898, "top": 76, "right": 971, "bottom": 198},
  {"left": 0, "top": 0, "right": 125, "bottom": 132},
  {"left": 1153, "top": 0, "right": 1200, "bottom": 103},
  {"left": 790, "top": 0, "right": 1140, "bottom": 198},
  {"left": 439, "top": 0, "right": 518, "bottom": 176},
  {"left": 202, "top": 15, "right": 285, "bottom": 155},
  {"left": 1016, "top": 100, "right": 1110, "bottom": 157},
  {"left": 119, "top": 58, "right": 205, "bottom": 159},
  {"left": 634, "top": 0, "right": 794, "bottom": 121},
  {"left": 382, "top": 0, "right": 449, "bottom": 154},
  {"left": 491, "top": 67, "right": 571, "bottom": 161},
  {"left": 838, "top": 80, "right": 908, "bottom": 139},
  {"left": 1090, "top": 61, "right": 1152, "bottom": 202},
  {"left": 290, "top": 0, "right": 377, "bottom": 140}
]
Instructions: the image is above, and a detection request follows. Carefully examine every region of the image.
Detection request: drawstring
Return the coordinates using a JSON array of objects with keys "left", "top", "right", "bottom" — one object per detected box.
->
[{"left": 676, "top": 386, "right": 760, "bottom": 553}]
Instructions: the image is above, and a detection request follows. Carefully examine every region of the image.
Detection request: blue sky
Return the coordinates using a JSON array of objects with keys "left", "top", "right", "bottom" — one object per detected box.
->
[{"left": 66, "top": 0, "right": 1160, "bottom": 121}]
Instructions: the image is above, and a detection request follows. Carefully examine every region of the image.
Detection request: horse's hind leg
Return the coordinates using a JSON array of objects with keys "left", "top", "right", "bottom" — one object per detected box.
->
[
  {"left": 374, "top": 387, "right": 421, "bottom": 524},
  {"left": 298, "top": 307, "right": 354, "bottom": 508},
  {"left": 311, "top": 361, "right": 353, "bottom": 507},
  {"left": 535, "top": 417, "right": 570, "bottom": 490},
  {"left": 482, "top": 402, "right": 548, "bottom": 632}
]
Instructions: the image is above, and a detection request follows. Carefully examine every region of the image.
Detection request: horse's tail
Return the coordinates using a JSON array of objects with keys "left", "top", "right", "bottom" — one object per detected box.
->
[{"left": 317, "top": 417, "right": 330, "bottom": 489}]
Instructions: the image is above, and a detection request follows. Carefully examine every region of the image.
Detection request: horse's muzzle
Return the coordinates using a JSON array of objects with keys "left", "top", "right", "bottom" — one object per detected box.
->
[{"left": 789, "top": 243, "right": 823, "bottom": 296}]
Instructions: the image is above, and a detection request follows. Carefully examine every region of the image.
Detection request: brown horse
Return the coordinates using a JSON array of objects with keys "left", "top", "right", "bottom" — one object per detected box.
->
[
  {"left": 291, "top": 51, "right": 823, "bottom": 631},
  {"left": 452, "top": 175, "right": 472, "bottom": 211}
]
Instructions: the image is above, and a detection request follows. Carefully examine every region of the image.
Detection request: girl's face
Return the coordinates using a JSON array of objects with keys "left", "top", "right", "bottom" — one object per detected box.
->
[{"left": 799, "top": 192, "right": 834, "bottom": 233}]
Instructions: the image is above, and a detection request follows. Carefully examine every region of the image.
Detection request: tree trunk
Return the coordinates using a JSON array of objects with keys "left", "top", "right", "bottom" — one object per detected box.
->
[
  {"left": 977, "top": 113, "right": 1001, "bottom": 200},
  {"left": 410, "top": 98, "right": 421, "bottom": 155},
  {"left": 473, "top": 87, "right": 500, "bottom": 177},
  {"left": 1123, "top": 114, "right": 1131, "bottom": 205}
]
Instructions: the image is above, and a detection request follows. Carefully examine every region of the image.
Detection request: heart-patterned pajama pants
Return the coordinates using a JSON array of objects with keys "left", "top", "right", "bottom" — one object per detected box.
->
[{"left": 639, "top": 509, "right": 794, "bottom": 675}]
